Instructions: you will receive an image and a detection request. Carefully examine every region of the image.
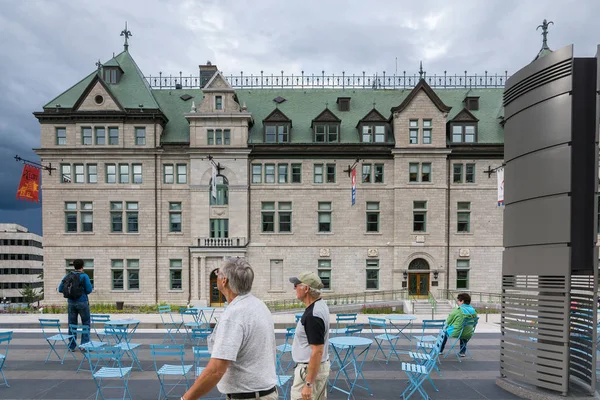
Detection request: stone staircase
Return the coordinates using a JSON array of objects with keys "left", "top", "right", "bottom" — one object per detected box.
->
[{"left": 409, "top": 300, "right": 455, "bottom": 316}]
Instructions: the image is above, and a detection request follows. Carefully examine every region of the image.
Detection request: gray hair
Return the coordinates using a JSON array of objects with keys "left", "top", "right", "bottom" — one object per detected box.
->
[
  {"left": 309, "top": 288, "right": 321, "bottom": 298},
  {"left": 220, "top": 257, "right": 254, "bottom": 295}
]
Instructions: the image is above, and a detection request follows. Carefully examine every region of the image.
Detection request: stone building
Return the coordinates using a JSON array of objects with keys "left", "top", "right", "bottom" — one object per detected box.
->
[
  {"left": 35, "top": 38, "right": 506, "bottom": 306},
  {"left": 0, "top": 224, "right": 43, "bottom": 304}
]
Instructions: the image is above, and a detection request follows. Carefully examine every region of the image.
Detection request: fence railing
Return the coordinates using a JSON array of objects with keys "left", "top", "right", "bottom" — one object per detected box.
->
[
  {"left": 440, "top": 289, "right": 503, "bottom": 304},
  {"left": 144, "top": 71, "right": 510, "bottom": 90},
  {"left": 428, "top": 291, "right": 437, "bottom": 313},
  {"left": 265, "top": 289, "right": 408, "bottom": 312}
]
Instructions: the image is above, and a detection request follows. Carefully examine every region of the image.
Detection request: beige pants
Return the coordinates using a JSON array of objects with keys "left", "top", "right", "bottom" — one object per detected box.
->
[{"left": 291, "top": 361, "right": 330, "bottom": 400}]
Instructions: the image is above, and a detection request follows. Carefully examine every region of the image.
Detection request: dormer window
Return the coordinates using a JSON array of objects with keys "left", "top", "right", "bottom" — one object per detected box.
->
[
  {"left": 337, "top": 97, "right": 351, "bottom": 112},
  {"left": 451, "top": 123, "right": 477, "bottom": 143},
  {"left": 464, "top": 96, "right": 479, "bottom": 111},
  {"left": 265, "top": 123, "right": 290, "bottom": 143},
  {"left": 356, "top": 108, "right": 389, "bottom": 143},
  {"left": 314, "top": 124, "right": 339, "bottom": 143},
  {"left": 103, "top": 67, "right": 122, "bottom": 84},
  {"left": 215, "top": 96, "right": 223, "bottom": 110},
  {"left": 361, "top": 125, "right": 386, "bottom": 143}
]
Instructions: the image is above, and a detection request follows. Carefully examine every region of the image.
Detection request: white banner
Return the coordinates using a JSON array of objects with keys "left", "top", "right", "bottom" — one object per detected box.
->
[
  {"left": 497, "top": 167, "right": 504, "bottom": 206},
  {"left": 211, "top": 164, "right": 217, "bottom": 199}
]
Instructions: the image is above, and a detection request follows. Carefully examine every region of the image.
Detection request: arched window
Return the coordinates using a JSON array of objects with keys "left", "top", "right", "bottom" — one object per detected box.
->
[
  {"left": 408, "top": 258, "right": 430, "bottom": 270},
  {"left": 210, "top": 175, "right": 229, "bottom": 205}
]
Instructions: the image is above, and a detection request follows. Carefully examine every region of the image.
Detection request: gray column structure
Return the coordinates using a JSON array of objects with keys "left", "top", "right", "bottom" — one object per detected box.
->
[{"left": 498, "top": 45, "right": 599, "bottom": 397}]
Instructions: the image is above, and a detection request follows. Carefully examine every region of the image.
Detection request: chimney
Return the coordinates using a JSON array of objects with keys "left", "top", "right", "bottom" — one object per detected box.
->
[{"left": 199, "top": 61, "right": 218, "bottom": 88}]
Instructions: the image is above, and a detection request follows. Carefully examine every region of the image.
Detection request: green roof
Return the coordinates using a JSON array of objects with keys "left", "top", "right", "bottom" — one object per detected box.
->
[{"left": 44, "top": 71, "right": 96, "bottom": 109}]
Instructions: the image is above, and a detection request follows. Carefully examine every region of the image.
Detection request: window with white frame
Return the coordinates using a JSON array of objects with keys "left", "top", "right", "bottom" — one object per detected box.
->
[{"left": 132, "top": 164, "right": 142, "bottom": 184}]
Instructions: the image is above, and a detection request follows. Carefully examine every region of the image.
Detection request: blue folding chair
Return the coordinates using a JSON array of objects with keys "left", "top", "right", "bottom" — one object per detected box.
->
[
  {"left": 345, "top": 324, "right": 364, "bottom": 336},
  {"left": 276, "top": 327, "right": 296, "bottom": 373},
  {"left": 193, "top": 346, "right": 211, "bottom": 378},
  {"left": 276, "top": 356, "right": 292, "bottom": 400},
  {"left": 191, "top": 327, "right": 212, "bottom": 347},
  {"left": 330, "top": 313, "right": 358, "bottom": 336},
  {"left": 401, "top": 352, "right": 439, "bottom": 400},
  {"left": 158, "top": 305, "right": 184, "bottom": 343},
  {"left": 104, "top": 325, "right": 143, "bottom": 371},
  {"left": 416, "top": 328, "right": 445, "bottom": 376},
  {"left": 39, "top": 318, "right": 76, "bottom": 364},
  {"left": 69, "top": 324, "right": 106, "bottom": 373},
  {"left": 413, "top": 319, "right": 445, "bottom": 345},
  {"left": 90, "top": 314, "right": 111, "bottom": 342},
  {"left": 444, "top": 316, "right": 479, "bottom": 362},
  {"left": 85, "top": 346, "right": 132, "bottom": 400},
  {"left": 0, "top": 331, "right": 13, "bottom": 388},
  {"left": 368, "top": 317, "right": 401, "bottom": 364},
  {"left": 150, "top": 344, "right": 193, "bottom": 400}
]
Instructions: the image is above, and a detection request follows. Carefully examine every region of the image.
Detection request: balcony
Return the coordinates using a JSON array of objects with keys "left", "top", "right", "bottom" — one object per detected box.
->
[{"left": 196, "top": 237, "right": 246, "bottom": 247}]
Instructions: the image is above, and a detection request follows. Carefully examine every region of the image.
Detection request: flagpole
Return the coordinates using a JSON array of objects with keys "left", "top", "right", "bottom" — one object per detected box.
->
[{"left": 14, "top": 155, "right": 56, "bottom": 175}]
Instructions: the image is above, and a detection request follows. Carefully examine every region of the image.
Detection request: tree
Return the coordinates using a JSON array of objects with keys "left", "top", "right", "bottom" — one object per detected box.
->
[{"left": 19, "top": 285, "right": 39, "bottom": 305}]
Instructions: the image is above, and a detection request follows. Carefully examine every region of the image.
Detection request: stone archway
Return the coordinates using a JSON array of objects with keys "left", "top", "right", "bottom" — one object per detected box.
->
[{"left": 209, "top": 268, "right": 226, "bottom": 306}]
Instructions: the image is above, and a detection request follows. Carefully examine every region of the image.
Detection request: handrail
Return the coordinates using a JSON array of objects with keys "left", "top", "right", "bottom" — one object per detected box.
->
[
  {"left": 264, "top": 289, "right": 408, "bottom": 312},
  {"left": 427, "top": 291, "right": 437, "bottom": 313},
  {"left": 440, "top": 289, "right": 502, "bottom": 304}
]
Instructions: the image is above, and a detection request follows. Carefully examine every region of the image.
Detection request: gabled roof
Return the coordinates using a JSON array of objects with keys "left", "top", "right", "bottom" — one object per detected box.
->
[
  {"left": 356, "top": 108, "right": 388, "bottom": 127},
  {"left": 449, "top": 108, "right": 479, "bottom": 122},
  {"left": 391, "top": 79, "right": 451, "bottom": 114},
  {"left": 263, "top": 108, "right": 292, "bottom": 126},
  {"left": 203, "top": 71, "right": 235, "bottom": 93},
  {"left": 311, "top": 108, "right": 341, "bottom": 127},
  {"left": 71, "top": 74, "right": 125, "bottom": 112}
]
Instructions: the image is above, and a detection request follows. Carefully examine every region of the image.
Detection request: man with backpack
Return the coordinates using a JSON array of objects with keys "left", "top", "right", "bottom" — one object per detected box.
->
[{"left": 58, "top": 259, "right": 93, "bottom": 350}]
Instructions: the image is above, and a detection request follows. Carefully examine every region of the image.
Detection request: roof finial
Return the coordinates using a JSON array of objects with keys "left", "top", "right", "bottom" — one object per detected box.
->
[
  {"left": 120, "top": 21, "right": 132, "bottom": 51},
  {"left": 95, "top": 59, "right": 102, "bottom": 73},
  {"left": 533, "top": 19, "right": 554, "bottom": 61},
  {"left": 418, "top": 61, "right": 424, "bottom": 80}
]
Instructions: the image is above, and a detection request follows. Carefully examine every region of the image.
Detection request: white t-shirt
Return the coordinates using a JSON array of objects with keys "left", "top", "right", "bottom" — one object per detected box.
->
[{"left": 208, "top": 293, "right": 277, "bottom": 394}]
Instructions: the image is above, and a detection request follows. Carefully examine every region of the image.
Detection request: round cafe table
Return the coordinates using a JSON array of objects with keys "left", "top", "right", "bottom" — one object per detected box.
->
[{"left": 329, "top": 336, "right": 373, "bottom": 400}]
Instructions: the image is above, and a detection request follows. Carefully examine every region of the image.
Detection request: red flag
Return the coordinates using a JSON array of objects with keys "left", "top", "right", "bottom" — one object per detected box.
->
[{"left": 16, "top": 164, "right": 40, "bottom": 203}]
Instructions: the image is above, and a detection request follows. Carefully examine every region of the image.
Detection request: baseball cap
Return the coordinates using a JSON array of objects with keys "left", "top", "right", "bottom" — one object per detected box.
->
[{"left": 289, "top": 271, "right": 324, "bottom": 290}]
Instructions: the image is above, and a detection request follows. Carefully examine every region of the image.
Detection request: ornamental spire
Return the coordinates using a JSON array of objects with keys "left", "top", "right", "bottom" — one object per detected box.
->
[
  {"left": 120, "top": 21, "right": 132, "bottom": 51},
  {"left": 418, "top": 61, "right": 424, "bottom": 80},
  {"left": 533, "top": 19, "right": 554, "bottom": 61}
]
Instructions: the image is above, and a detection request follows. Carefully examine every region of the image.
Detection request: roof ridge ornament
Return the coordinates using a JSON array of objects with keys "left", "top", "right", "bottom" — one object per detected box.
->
[
  {"left": 95, "top": 60, "right": 102, "bottom": 73},
  {"left": 418, "top": 61, "right": 424, "bottom": 80},
  {"left": 533, "top": 19, "right": 554, "bottom": 61},
  {"left": 120, "top": 21, "right": 132, "bottom": 52}
]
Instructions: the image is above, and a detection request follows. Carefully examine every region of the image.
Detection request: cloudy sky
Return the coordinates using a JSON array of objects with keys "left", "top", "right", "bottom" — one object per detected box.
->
[{"left": 0, "top": 0, "right": 598, "bottom": 235}]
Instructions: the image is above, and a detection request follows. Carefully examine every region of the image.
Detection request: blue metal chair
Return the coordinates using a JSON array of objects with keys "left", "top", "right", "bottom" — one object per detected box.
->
[
  {"left": 69, "top": 324, "right": 106, "bottom": 373},
  {"left": 444, "top": 316, "right": 479, "bottom": 361},
  {"left": 104, "top": 325, "right": 143, "bottom": 371},
  {"left": 368, "top": 317, "right": 401, "bottom": 364},
  {"left": 84, "top": 346, "right": 132, "bottom": 400},
  {"left": 413, "top": 319, "right": 445, "bottom": 344},
  {"left": 158, "top": 305, "right": 184, "bottom": 343},
  {"left": 180, "top": 307, "right": 203, "bottom": 343},
  {"left": 276, "top": 355, "right": 292, "bottom": 400},
  {"left": 90, "top": 314, "right": 111, "bottom": 342},
  {"left": 401, "top": 353, "right": 439, "bottom": 400},
  {"left": 192, "top": 346, "right": 211, "bottom": 378},
  {"left": 0, "top": 331, "right": 13, "bottom": 387},
  {"left": 150, "top": 344, "right": 193, "bottom": 400},
  {"left": 276, "top": 327, "right": 296, "bottom": 373},
  {"left": 39, "top": 318, "right": 76, "bottom": 364},
  {"left": 330, "top": 313, "right": 358, "bottom": 336},
  {"left": 416, "top": 327, "right": 445, "bottom": 376},
  {"left": 345, "top": 324, "right": 364, "bottom": 336},
  {"left": 191, "top": 327, "right": 212, "bottom": 347}
]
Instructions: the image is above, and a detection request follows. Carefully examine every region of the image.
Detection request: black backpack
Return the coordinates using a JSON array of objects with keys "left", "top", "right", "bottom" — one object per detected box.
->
[{"left": 61, "top": 272, "right": 84, "bottom": 300}]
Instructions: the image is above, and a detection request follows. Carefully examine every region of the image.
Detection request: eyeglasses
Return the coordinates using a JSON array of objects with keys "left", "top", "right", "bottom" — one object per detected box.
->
[{"left": 294, "top": 283, "right": 304, "bottom": 289}]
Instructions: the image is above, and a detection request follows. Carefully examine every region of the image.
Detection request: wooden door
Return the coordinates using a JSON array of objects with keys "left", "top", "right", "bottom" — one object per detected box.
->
[
  {"left": 408, "top": 273, "right": 430, "bottom": 297},
  {"left": 209, "top": 271, "right": 226, "bottom": 306}
]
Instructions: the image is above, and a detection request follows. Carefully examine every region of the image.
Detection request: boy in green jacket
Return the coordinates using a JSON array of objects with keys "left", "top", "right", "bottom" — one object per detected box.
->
[{"left": 440, "top": 293, "right": 478, "bottom": 357}]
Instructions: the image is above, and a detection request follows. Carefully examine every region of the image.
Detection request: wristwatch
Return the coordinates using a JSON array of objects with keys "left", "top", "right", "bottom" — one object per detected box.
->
[{"left": 305, "top": 382, "right": 313, "bottom": 388}]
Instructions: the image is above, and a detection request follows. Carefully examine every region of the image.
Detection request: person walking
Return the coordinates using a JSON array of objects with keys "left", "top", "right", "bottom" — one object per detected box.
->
[
  {"left": 289, "top": 272, "right": 330, "bottom": 400},
  {"left": 58, "top": 259, "right": 93, "bottom": 350},
  {"left": 440, "top": 292, "right": 478, "bottom": 357},
  {"left": 182, "top": 257, "right": 277, "bottom": 400}
]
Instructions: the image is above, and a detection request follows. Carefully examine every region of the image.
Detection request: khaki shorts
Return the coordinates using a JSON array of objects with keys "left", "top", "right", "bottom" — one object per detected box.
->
[{"left": 291, "top": 361, "right": 330, "bottom": 400}]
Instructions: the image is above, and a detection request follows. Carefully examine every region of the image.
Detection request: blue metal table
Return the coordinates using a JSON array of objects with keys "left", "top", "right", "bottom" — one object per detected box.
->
[
  {"left": 329, "top": 336, "right": 373, "bottom": 399},
  {"left": 105, "top": 319, "right": 142, "bottom": 370},
  {"left": 386, "top": 314, "right": 416, "bottom": 342}
]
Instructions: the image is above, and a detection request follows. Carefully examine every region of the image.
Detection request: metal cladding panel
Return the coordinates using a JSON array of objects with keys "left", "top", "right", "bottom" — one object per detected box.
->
[
  {"left": 503, "top": 94, "right": 572, "bottom": 162},
  {"left": 504, "top": 145, "right": 571, "bottom": 204},
  {"left": 503, "top": 245, "right": 569, "bottom": 276},
  {"left": 503, "top": 195, "right": 570, "bottom": 248}
]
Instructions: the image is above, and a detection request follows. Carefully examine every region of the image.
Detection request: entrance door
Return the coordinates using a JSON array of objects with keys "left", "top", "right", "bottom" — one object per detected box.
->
[
  {"left": 408, "top": 273, "right": 430, "bottom": 297},
  {"left": 209, "top": 270, "right": 226, "bottom": 306}
]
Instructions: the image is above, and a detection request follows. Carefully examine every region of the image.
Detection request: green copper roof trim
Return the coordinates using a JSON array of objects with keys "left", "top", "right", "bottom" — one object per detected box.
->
[{"left": 43, "top": 71, "right": 96, "bottom": 109}]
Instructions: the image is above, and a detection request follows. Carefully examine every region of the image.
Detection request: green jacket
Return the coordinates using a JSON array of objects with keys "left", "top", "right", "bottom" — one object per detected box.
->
[{"left": 445, "top": 304, "right": 478, "bottom": 339}]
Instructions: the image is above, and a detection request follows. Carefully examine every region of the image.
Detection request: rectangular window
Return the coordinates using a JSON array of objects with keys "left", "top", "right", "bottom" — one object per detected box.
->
[
  {"left": 252, "top": 164, "right": 262, "bottom": 184},
  {"left": 453, "top": 164, "right": 463, "bottom": 183},
  {"left": 362, "top": 126, "right": 372, "bottom": 143},
  {"left": 176, "top": 164, "right": 187, "bottom": 184},
  {"left": 315, "top": 125, "right": 325, "bottom": 142},
  {"left": 314, "top": 124, "right": 339, "bottom": 143},
  {"left": 265, "top": 126, "right": 276, "bottom": 143},
  {"left": 261, "top": 202, "right": 275, "bottom": 232},
  {"left": 318, "top": 202, "right": 332, "bottom": 233},
  {"left": 126, "top": 202, "right": 139, "bottom": 233},
  {"left": 278, "top": 202, "right": 292, "bottom": 233},
  {"left": 207, "top": 129, "right": 214, "bottom": 145},
  {"left": 291, "top": 164, "right": 302, "bottom": 183},
  {"left": 215, "top": 96, "right": 223, "bottom": 110},
  {"left": 452, "top": 125, "right": 463, "bottom": 143},
  {"left": 127, "top": 259, "right": 139, "bottom": 290},
  {"left": 457, "top": 202, "right": 471, "bottom": 233},
  {"left": 65, "top": 202, "right": 77, "bottom": 232},
  {"left": 108, "top": 127, "right": 119, "bottom": 145},
  {"left": 74, "top": 164, "right": 85, "bottom": 183},
  {"left": 375, "top": 125, "right": 385, "bottom": 143},
  {"left": 326, "top": 164, "right": 336, "bottom": 183},
  {"left": 135, "top": 127, "right": 146, "bottom": 145},
  {"left": 170, "top": 259, "right": 183, "bottom": 290},
  {"left": 56, "top": 127, "right": 67, "bottom": 145},
  {"left": 61, "top": 164, "right": 71, "bottom": 183},
  {"left": 423, "top": 120, "right": 432, "bottom": 144},
  {"left": 278, "top": 125, "right": 289, "bottom": 143},
  {"left": 82, "top": 127, "right": 92, "bottom": 145},
  {"left": 169, "top": 202, "right": 182, "bottom": 233},
  {"left": 110, "top": 202, "right": 123, "bottom": 232},
  {"left": 224, "top": 129, "right": 231, "bottom": 145},
  {"left": 164, "top": 165, "right": 174, "bottom": 184},
  {"left": 210, "top": 219, "right": 229, "bottom": 238},
  {"left": 80, "top": 202, "right": 93, "bottom": 232},
  {"left": 119, "top": 164, "right": 129, "bottom": 184},
  {"left": 106, "top": 164, "right": 116, "bottom": 184},
  {"left": 366, "top": 259, "right": 379, "bottom": 290},
  {"left": 374, "top": 164, "right": 384, "bottom": 183},
  {"left": 111, "top": 259, "right": 124, "bottom": 290},
  {"left": 456, "top": 260, "right": 470, "bottom": 289},
  {"left": 264, "top": 164, "right": 275, "bottom": 184},
  {"left": 366, "top": 202, "right": 380, "bottom": 233},
  {"left": 413, "top": 201, "right": 427, "bottom": 232},
  {"left": 409, "top": 120, "right": 418, "bottom": 144},
  {"left": 318, "top": 260, "right": 331, "bottom": 290},
  {"left": 66, "top": 259, "right": 94, "bottom": 285},
  {"left": 362, "top": 164, "right": 372, "bottom": 183},
  {"left": 421, "top": 163, "right": 431, "bottom": 182},
  {"left": 465, "top": 126, "right": 476, "bottom": 143},
  {"left": 327, "top": 125, "right": 338, "bottom": 142},
  {"left": 314, "top": 164, "right": 323, "bottom": 184},
  {"left": 215, "top": 129, "right": 223, "bottom": 145},
  {"left": 132, "top": 164, "right": 142, "bottom": 184},
  {"left": 95, "top": 127, "right": 105, "bottom": 145},
  {"left": 409, "top": 163, "right": 419, "bottom": 182},
  {"left": 465, "top": 163, "right": 475, "bottom": 183},
  {"left": 87, "top": 164, "right": 97, "bottom": 184},
  {"left": 278, "top": 164, "right": 288, "bottom": 184}
]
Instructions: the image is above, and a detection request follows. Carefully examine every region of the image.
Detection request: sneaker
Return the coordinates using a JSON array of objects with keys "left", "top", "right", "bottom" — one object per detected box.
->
[
  {"left": 439, "top": 351, "right": 444, "bottom": 355},
  {"left": 459, "top": 353, "right": 466, "bottom": 358}
]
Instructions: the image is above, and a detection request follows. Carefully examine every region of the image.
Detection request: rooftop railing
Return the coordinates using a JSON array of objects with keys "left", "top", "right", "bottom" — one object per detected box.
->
[{"left": 265, "top": 289, "right": 408, "bottom": 312}]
